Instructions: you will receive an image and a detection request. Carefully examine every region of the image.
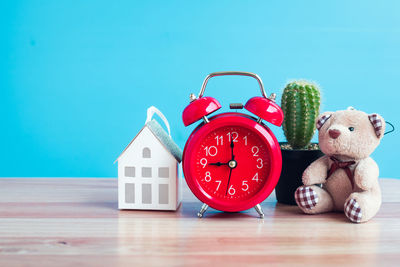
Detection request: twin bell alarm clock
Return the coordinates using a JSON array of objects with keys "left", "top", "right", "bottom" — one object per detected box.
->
[{"left": 182, "top": 71, "right": 284, "bottom": 218}]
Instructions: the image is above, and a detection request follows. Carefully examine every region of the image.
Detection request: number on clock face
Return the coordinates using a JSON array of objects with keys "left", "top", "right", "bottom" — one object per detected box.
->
[{"left": 194, "top": 126, "right": 270, "bottom": 201}]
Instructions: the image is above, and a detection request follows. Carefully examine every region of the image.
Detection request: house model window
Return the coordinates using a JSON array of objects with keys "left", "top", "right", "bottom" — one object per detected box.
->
[
  {"left": 142, "top": 167, "right": 152, "bottom": 177},
  {"left": 125, "top": 166, "right": 135, "bottom": 177},
  {"left": 142, "top": 147, "right": 151, "bottom": 158},
  {"left": 158, "top": 167, "right": 169, "bottom": 178}
]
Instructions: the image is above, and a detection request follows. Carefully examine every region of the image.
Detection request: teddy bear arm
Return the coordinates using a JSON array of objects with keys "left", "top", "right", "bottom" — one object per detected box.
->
[
  {"left": 354, "top": 158, "right": 379, "bottom": 190},
  {"left": 302, "top": 156, "right": 330, "bottom": 185}
]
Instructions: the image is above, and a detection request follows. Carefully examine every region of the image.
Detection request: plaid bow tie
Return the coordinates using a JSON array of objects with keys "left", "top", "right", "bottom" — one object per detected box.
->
[{"left": 327, "top": 157, "right": 356, "bottom": 189}]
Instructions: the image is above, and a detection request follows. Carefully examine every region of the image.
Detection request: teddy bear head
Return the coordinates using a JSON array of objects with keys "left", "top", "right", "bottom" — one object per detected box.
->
[{"left": 316, "top": 109, "right": 385, "bottom": 160}]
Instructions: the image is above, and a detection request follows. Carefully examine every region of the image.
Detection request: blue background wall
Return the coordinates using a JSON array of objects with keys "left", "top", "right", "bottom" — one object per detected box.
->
[{"left": 1, "top": 1, "right": 398, "bottom": 178}]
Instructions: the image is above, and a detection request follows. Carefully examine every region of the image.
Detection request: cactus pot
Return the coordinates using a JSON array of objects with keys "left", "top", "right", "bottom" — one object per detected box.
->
[{"left": 275, "top": 143, "right": 324, "bottom": 205}]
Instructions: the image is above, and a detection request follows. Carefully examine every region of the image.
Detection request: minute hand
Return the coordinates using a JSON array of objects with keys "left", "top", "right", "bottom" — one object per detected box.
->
[
  {"left": 230, "top": 139, "right": 234, "bottom": 160},
  {"left": 225, "top": 139, "right": 236, "bottom": 195}
]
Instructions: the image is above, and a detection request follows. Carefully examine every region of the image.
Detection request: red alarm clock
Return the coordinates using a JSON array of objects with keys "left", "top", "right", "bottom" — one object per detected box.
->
[{"left": 182, "top": 72, "right": 284, "bottom": 218}]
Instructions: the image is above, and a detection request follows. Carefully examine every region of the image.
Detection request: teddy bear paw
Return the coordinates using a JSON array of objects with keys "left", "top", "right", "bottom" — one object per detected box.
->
[
  {"left": 295, "top": 186, "right": 318, "bottom": 210},
  {"left": 344, "top": 198, "right": 363, "bottom": 223}
]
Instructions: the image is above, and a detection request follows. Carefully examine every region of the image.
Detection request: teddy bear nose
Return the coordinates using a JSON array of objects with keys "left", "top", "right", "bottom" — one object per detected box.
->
[{"left": 329, "top": 129, "right": 341, "bottom": 139}]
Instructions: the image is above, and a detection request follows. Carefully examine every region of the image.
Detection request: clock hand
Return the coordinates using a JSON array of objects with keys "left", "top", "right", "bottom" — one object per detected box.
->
[
  {"left": 225, "top": 139, "right": 237, "bottom": 195},
  {"left": 210, "top": 140, "right": 235, "bottom": 166},
  {"left": 225, "top": 168, "right": 233, "bottom": 196},
  {"left": 209, "top": 162, "right": 229, "bottom": 166},
  {"left": 230, "top": 139, "right": 235, "bottom": 160}
]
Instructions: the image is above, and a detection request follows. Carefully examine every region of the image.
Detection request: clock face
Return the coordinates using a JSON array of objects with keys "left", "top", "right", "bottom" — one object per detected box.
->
[
  {"left": 192, "top": 125, "right": 271, "bottom": 202},
  {"left": 183, "top": 113, "right": 282, "bottom": 212}
]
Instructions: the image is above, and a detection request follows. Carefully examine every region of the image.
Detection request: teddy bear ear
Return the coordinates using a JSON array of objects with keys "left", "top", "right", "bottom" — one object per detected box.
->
[
  {"left": 316, "top": 112, "right": 333, "bottom": 130},
  {"left": 368, "top": 113, "right": 385, "bottom": 138}
]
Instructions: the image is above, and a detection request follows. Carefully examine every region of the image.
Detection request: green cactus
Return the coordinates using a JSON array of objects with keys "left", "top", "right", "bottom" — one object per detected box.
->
[{"left": 281, "top": 80, "right": 321, "bottom": 149}]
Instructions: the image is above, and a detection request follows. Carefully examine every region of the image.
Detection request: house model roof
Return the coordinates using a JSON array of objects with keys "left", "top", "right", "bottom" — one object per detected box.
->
[{"left": 115, "top": 119, "right": 182, "bottom": 163}]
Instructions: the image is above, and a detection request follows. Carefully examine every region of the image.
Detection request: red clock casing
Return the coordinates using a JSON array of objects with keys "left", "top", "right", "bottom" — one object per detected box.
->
[
  {"left": 182, "top": 71, "right": 283, "bottom": 217},
  {"left": 183, "top": 112, "right": 282, "bottom": 212}
]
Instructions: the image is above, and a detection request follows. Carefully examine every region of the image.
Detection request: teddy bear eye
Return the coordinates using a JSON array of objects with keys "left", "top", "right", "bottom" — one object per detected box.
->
[{"left": 348, "top": 127, "right": 355, "bottom": 131}]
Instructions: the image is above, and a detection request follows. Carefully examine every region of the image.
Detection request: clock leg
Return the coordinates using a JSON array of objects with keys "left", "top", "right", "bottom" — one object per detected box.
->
[
  {"left": 254, "top": 204, "right": 264, "bottom": 219},
  {"left": 197, "top": 203, "right": 209, "bottom": 218}
]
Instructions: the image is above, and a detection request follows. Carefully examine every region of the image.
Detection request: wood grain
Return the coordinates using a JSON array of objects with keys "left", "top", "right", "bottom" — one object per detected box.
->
[{"left": 0, "top": 178, "right": 399, "bottom": 267}]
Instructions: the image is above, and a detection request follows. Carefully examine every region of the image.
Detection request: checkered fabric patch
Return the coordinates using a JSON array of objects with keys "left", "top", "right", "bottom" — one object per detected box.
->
[
  {"left": 344, "top": 198, "right": 363, "bottom": 223},
  {"left": 295, "top": 186, "right": 318, "bottom": 210},
  {"left": 316, "top": 114, "right": 331, "bottom": 130},
  {"left": 368, "top": 114, "right": 383, "bottom": 138}
]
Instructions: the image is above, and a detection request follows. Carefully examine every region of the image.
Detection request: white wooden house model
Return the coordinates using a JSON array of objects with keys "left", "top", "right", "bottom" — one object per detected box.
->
[{"left": 115, "top": 106, "right": 182, "bottom": 210}]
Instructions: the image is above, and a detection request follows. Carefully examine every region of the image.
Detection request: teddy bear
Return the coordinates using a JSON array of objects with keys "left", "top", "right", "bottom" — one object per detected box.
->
[{"left": 294, "top": 108, "right": 385, "bottom": 223}]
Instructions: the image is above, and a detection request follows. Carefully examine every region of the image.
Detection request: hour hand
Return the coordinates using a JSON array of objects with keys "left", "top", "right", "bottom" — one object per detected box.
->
[{"left": 209, "top": 162, "right": 228, "bottom": 166}]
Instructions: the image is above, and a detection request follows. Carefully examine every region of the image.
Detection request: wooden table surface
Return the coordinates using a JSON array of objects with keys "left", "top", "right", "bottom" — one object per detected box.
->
[{"left": 0, "top": 178, "right": 399, "bottom": 267}]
